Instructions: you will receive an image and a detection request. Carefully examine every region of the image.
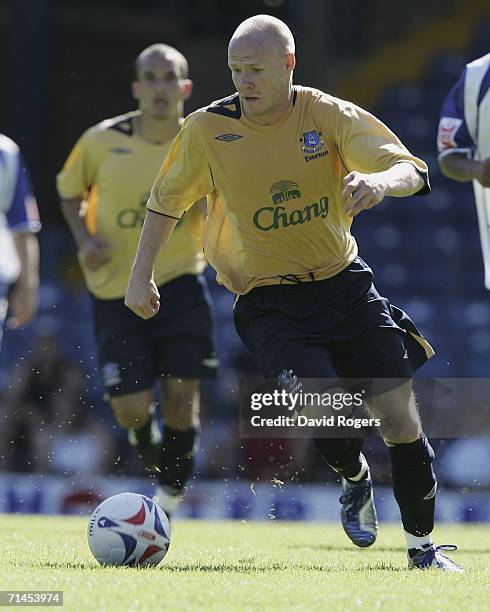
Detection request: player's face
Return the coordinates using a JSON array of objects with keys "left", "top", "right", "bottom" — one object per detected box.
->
[
  {"left": 228, "top": 39, "right": 292, "bottom": 121},
  {"left": 133, "top": 56, "right": 191, "bottom": 119}
]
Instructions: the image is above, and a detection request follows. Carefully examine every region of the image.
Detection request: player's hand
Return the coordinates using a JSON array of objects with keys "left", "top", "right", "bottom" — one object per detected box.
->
[
  {"left": 6, "top": 282, "right": 38, "bottom": 329},
  {"left": 476, "top": 158, "right": 490, "bottom": 188},
  {"left": 80, "top": 235, "right": 112, "bottom": 271},
  {"left": 342, "top": 172, "right": 386, "bottom": 217},
  {"left": 124, "top": 272, "right": 160, "bottom": 319}
]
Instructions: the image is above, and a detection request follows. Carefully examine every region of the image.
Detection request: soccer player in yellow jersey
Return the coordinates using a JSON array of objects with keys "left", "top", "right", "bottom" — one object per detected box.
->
[
  {"left": 57, "top": 44, "right": 218, "bottom": 516},
  {"left": 126, "top": 18, "right": 462, "bottom": 571}
]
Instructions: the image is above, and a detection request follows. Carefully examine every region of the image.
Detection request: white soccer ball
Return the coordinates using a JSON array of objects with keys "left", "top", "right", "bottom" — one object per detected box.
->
[{"left": 87, "top": 492, "right": 171, "bottom": 566}]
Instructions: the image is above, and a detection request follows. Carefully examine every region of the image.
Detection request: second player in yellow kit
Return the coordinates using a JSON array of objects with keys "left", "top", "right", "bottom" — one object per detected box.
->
[
  {"left": 58, "top": 111, "right": 205, "bottom": 299},
  {"left": 57, "top": 44, "right": 217, "bottom": 518}
]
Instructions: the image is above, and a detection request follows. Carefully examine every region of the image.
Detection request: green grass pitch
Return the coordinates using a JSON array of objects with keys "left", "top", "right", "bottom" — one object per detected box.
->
[{"left": 0, "top": 515, "right": 488, "bottom": 611}]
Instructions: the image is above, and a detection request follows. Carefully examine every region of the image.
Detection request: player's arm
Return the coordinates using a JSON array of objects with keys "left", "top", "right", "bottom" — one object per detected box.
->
[
  {"left": 126, "top": 194, "right": 207, "bottom": 319},
  {"left": 435, "top": 68, "right": 490, "bottom": 185},
  {"left": 332, "top": 99, "right": 429, "bottom": 218},
  {"left": 8, "top": 231, "right": 40, "bottom": 329},
  {"left": 438, "top": 153, "right": 490, "bottom": 187},
  {"left": 125, "top": 113, "right": 213, "bottom": 319},
  {"left": 6, "top": 150, "right": 41, "bottom": 329},
  {"left": 57, "top": 129, "right": 112, "bottom": 270},
  {"left": 60, "top": 197, "right": 111, "bottom": 271},
  {"left": 342, "top": 162, "right": 424, "bottom": 217},
  {"left": 125, "top": 211, "right": 178, "bottom": 319}
]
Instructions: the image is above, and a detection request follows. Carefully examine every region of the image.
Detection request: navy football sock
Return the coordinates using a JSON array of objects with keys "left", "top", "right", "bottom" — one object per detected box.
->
[
  {"left": 313, "top": 437, "right": 364, "bottom": 479},
  {"left": 388, "top": 434, "right": 436, "bottom": 536},
  {"left": 158, "top": 426, "right": 198, "bottom": 491}
]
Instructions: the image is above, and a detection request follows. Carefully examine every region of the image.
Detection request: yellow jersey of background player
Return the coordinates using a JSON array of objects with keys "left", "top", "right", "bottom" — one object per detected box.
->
[
  {"left": 57, "top": 44, "right": 217, "bottom": 518},
  {"left": 57, "top": 110, "right": 204, "bottom": 299}
]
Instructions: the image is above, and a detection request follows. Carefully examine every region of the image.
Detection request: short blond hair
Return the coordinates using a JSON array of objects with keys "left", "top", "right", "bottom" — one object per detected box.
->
[
  {"left": 230, "top": 14, "right": 295, "bottom": 55},
  {"left": 135, "top": 43, "right": 189, "bottom": 79}
]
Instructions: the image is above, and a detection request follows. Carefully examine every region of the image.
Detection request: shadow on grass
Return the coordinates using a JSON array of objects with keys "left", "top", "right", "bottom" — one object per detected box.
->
[
  {"left": 288, "top": 544, "right": 488, "bottom": 554},
  {"left": 26, "top": 559, "right": 406, "bottom": 573},
  {"left": 33, "top": 560, "right": 96, "bottom": 570},
  {"left": 288, "top": 544, "right": 406, "bottom": 552},
  {"left": 161, "top": 561, "right": 406, "bottom": 573}
]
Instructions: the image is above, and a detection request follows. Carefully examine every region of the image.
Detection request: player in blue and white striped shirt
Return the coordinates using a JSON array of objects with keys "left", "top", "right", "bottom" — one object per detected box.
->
[
  {"left": 0, "top": 134, "right": 41, "bottom": 349},
  {"left": 438, "top": 53, "right": 490, "bottom": 288}
]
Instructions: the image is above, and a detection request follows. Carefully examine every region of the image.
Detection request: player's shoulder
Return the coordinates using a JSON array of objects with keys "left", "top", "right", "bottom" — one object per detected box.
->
[
  {"left": 177, "top": 94, "right": 242, "bottom": 144},
  {"left": 295, "top": 85, "right": 360, "bottom": 119},
  {"left": 84, "top": 111, "right": 139, "bottom": 143},
  {"left": 466, "top": 52, "right": 490, "bottom": 70},
  {"left": 203, "top": 92, "right": 241, "bottom": 119},
  {"left": 184, "top": 93, "right": 242, "bottom": 130},
  {"left": 294, "top": 85, "right": 330, "bottom": 103},
  {"left": 0, "top": 133, "right": 20, "bottom": 157}
]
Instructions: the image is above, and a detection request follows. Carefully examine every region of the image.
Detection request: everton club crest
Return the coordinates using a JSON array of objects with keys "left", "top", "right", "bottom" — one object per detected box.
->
[{"left": 300, "top": 129, "right": 327, "bottom": 161}]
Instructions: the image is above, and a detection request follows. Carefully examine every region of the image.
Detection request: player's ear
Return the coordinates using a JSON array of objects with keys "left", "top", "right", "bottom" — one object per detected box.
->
[
  {"left": 132, "top": 80, "right": 140, "bottom": 100},
  {"left": 286, "top": 53, "right": 296, "bottom": 72},
  {"left": 182, "top": 79, "right": 193, "bottom": 101}
]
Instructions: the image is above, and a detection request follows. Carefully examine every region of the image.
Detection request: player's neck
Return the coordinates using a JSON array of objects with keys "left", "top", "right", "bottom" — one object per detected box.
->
[
  {"left": 135, "top": 112, "right": 181, "bottom": 145},
  {"left": 243, "top": 85, "right": 293, "bottom": 126}
]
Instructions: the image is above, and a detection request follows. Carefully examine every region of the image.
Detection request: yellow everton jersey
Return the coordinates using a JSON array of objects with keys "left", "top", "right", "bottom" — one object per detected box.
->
[
  {"left": 148, "top": 87, "right": 429, "bottom": 295},
  {"left": 57, "top": 111, "right": 205, "bottom": 299}
]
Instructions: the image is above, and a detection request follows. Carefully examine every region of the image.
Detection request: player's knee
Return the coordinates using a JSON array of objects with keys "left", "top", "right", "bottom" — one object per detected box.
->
[
  {"left": 381, "top": 413, "right": 421, "bottom": 444},
  {"left": 111, "top": 402, "right": 149, "bottom": 431},
  {"left": 372, "top": 385, "right": 421, "bottom": 443}
]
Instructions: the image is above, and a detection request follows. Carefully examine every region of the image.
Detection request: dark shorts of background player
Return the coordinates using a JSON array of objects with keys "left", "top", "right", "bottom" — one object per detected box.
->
[
  {"left": 92, "top": 274, "right": 217, "bottom": 398},
  {"left": 233, "top": 256, "right": 433, "bottom": 389}
]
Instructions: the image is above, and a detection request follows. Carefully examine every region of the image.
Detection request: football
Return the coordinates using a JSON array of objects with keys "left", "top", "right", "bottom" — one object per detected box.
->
[{"left": 87, "top": 492, "right": 171, "bottom": 566}]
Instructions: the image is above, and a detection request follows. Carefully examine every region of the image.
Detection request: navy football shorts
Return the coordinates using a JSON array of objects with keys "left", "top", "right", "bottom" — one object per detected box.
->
[
  {"left": 92, "top": 274, "right": 218, "bottom": 397},
  {"left": 233, "top": 256, "right": 433, "bottom": 386}
]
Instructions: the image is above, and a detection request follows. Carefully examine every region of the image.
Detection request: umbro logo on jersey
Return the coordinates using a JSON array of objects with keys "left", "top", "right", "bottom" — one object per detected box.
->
[
  {"left": 110, "top": 147, "right": 133, "bottom": 154},
  {"left": 214, "top": 133, "right": 243, "bottom": 142}
]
